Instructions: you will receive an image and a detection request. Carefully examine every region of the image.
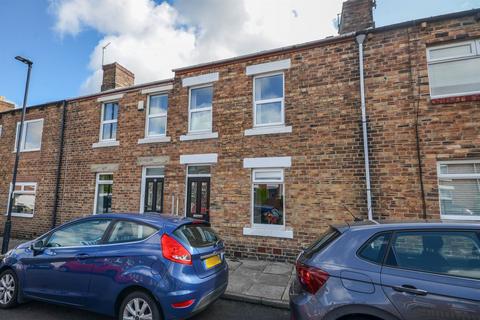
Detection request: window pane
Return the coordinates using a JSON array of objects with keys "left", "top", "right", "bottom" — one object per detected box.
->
[
  {"left": 359, "top": 233, "right": 391, "bottom": 264},
  {"left": 146, "top": 167, "right": 164, "bottom": 176},
  {"left": 188, "top": 166, "right": 211, "bottom": 175},
  {"left": 99, "top": 174, "right": 113, "bottom": 181},
  {"left": 24, "top": 121, "right": 43, "bottom": 150},
  {"left": 440, "top": 163, "right": 480, "bottom": 175},
  {"left": 387, "top": 231, "right": 480, "bottom": 280},
  {"left": 253, "top": 183, "right": 284, "bottom": 225},
  {"left": 191, "top": 86, "right": 213, "bottom": 110},
  {"left": 46, "top": 219, "right": 111, "bottom": 247},
  {"left": 96, "top": 183, "right": 112, "bottom": 214},
  {"left": 256, "top": 102, "right": 282, "bottom": 125},
  {"left": 254, "top": 170, "right": 283, "bottom": 182},
  {"left": 102, "top": 123, "right": 117, "bottom": 140},
  {"left": 149, "top": 94, "right": 168, "bottom": 115},
  {"left": 190, "top": 110, "right": 212, "bottom": 131},
  {"left": 103, "top": 102, "right": 118, "bottom": 121},
  {"left": 148, "top": 116, "right": 166, "bottom": 136},
  {"left": 429, "top": 44, "right": 473, "bottom": 60},
  {"left": 439, "top": 179, "right": 480, "bottom": 217},
  {"left": 255, "top": 74, "right": 283, "bottom": 101},
  {"left": 12, "top": 194, "right": 35, "bottom": 215},
  {"left": 107, "top": 221, "right": 157, "bottom": 243},
  {"left": 429, "top": 58, "right": 480, "bottom": 97}
]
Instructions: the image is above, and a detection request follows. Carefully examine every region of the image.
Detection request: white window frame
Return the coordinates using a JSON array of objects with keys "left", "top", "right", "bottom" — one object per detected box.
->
[
  {"left": 437, "top": 160, "right": 480, "bottom": 221},
  {"left": 99, "top": 102, "right": 118, "bottom": 142},
  {"left": 188, "top": 84, "right": 213, "bottom": 133},
  {"left": 93, "top": 173, "right": 113, "bottom": 215},
  {"left": 253, "top": 72, "right": 285, "bottom": 127},
  {"left": 145, "top": 93, "right": 168, "bottom": 138},
  {"left": 427, "top": 39, "right": 480, "bottom": 99},
  {"left": 14, "top": 119, "right": 44, "bottom": 152},
  {"left": 6, "top": 182, "right": 37, "bottom": 218},
  {"left": 139, "top": 166, "right": 165, "bottom": 213},
  {"left": 251, "top": 168, "right": 286, "bottom": 229}
]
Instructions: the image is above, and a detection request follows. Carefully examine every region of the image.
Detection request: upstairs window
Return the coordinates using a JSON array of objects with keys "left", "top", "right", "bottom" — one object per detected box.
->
[
  {"left": 15, "top": 119, "right": 43, "bottom": 152},
  {"left": 146, "top": 94, "right": 168, "bottom": 137},
  {"left": 100, "top": 102, "right": 118, "bottom": 141},
  {"left": 254, "top": 73, "right": 284, "bottom": 126},
  {"left": 427, "top": 40, "right": 480, "bottom": 98},
  {"left": 189, "top": 85, "right": 213, "bottom": 132},
  {"left": 437, "top": 161, "right": 480, "bottom": 220}
]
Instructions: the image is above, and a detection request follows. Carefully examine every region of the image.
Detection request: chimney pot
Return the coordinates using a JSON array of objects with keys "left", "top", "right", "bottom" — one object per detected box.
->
[
  {"left": 101, "top": 62, "right": 135, "bottom": 92},
  {"left": 339, "top": 0, "right": 375, "bottom": 34}
]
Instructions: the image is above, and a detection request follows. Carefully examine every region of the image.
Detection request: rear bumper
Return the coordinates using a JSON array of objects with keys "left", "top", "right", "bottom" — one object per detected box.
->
[{"left": 156, "top": 262, "right": 228, "bottom": 320}]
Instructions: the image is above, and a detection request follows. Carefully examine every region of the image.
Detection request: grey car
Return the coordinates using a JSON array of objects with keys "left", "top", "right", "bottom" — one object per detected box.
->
[{"left": 290, "top": 221, "right": 480, "bottom": 320}]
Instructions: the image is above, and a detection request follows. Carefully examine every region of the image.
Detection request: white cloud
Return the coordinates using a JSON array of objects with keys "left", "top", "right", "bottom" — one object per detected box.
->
[{"left": 49, "top": 0, "right": 343, "bottom": 94}]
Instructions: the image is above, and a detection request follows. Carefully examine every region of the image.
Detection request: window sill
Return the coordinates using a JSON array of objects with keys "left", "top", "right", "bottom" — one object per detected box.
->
[
  {"left": 8, "top": 213, "right": 34, "bottom": 218},
  {"left": 12, "top": 148, "right": 41, "bottom": 153},
  {"left": 243, "top": 226, "right": 293, "bottom": 239},
  {"left": 440, "top": 214, "right": 480, "bottom": 221},
  {"left": 138, "top": 136, "right": 171, "bottom": 144},
  {"left": 92, "top": 141, "right": 120, "bottom": 148},
  {"left": 244, "top": 125, "right": 292, "bottom": 136},
  {"left": 431, "top": 93, "right": 480, "bottom": 105},
  {"left": 180, "top": 132, "right": 218, "bottom": 141}
]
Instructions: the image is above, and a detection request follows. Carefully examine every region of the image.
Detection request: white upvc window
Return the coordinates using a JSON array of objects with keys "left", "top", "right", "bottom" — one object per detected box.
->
[
  {"left": 437, "top": 160, "right": 480, "bottom": 220},
  {"left": 253, "top": 72, "right": 285, "bottom": 127},
  {"left": 251, "top": 169, "right": 285, "bottom": 228},
  {"left": 94, "top": 173, "right": 113, "bottom": 214},
  {"left": 7, "top": 182, "right": 37, "bottom": 218},
  {"left": 146, "top": 94, "right": 168, "bottom": 137},
  {"left": 15, "top": 119, "right": 44, "bottom": 152},
  {"left": 188, "top": 85, "right": 213, "bottom": 133},
  {"left": 100, "top": 102, "right": 118, "bottom": 141},
  {"left": 427, "top": 39, "right": 480, "bottom": 99}
]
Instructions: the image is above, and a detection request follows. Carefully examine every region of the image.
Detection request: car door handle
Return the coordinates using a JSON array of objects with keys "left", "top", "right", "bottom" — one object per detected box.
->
[
  {"left": 393, "top": 285, "right": 428, "bottom": 296},
  {"left": 75, "top": 253, "right": 90, "bottom": 260}
]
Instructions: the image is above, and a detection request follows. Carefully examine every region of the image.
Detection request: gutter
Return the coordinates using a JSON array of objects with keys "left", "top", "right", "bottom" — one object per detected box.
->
[
  {"left": 356, "top": 34, "right": 374, "bottom": 221},
  {"left": 51, "top": 100, "right": 67, "bottom": 229}
]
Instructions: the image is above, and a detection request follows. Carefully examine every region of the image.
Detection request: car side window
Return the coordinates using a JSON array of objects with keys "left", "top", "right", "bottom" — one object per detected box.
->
[
  {"left": 46, "top": 219, "right": 111, "bottom": 248},
  {"left": 386, "top": 231, "right": 480, "bottom": 280},
  {"left": 358, "top": 233, "right": 391, "bottom": 264},
  {"left": 106, "top": 220, "right": 157, "bottom": 244}
]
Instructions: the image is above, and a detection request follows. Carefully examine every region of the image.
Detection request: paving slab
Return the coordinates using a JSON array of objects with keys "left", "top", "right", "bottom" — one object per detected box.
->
[
  {"left": 226, "top": 259, "right": 242, "bottom": 272},
  {"left": 246, "top": 283, "right": 285, "bottom": 300},
  {"left": 257, "top": 273, "right": 291, "bottom": 287},
  {"left": 264, "top": 262, "right": 293, "bottom": 275},
  {"left": 239, "top": 259, "right": 269, "bottom": 271}
]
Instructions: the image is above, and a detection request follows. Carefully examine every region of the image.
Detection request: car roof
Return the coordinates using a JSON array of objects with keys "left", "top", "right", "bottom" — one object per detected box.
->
[
  {"left": 79, "top": 213, "right": 200, "bottom": 229},
  {"left": 333, "top": 219, "right": 480, "bottom": 233}
]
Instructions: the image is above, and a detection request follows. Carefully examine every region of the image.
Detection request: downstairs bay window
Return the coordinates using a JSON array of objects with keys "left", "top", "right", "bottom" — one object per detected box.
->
[{"left": 438, "top": 161, "right": 480, "bottom": 220}]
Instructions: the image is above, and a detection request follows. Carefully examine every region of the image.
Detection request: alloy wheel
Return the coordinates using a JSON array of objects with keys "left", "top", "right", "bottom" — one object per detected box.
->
[
  {"left": 0, "top": 274, "right": 15, "bottom": 305},
  {"left": 123, "top": 297, "right": 153, "bottom": 320}
]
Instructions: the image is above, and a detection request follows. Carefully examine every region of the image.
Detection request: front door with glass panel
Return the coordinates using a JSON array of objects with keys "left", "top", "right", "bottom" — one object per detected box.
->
[
  {"left": 187, "top": 177, "right": 210, "bottom": 221},
  {"left": 143, "top": 167, "right": 164, "bottom": 213}
]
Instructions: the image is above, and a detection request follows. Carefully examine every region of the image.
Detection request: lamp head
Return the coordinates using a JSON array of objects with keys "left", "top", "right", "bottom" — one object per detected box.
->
[{"left": 15, "top": 56, "right": 33, "bottom": 65}]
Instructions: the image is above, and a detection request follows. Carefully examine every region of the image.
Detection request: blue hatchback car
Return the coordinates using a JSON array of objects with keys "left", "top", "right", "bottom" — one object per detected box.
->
[{"left": 0, "top": 213, "right": 228, "bottom": 320}]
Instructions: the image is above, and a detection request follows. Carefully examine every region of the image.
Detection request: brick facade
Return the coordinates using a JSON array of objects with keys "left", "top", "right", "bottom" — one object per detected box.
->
[{"left": 1, "top": 6, "right": 479, "bottom": 261}]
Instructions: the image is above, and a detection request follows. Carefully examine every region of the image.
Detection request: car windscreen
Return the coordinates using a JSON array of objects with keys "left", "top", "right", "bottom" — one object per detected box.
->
[
  {"left": 173, "top": 224, "right": 220, "bottom": 248},
  {"left": 303, "top": 227, "right": 341, "bottom": 259}
]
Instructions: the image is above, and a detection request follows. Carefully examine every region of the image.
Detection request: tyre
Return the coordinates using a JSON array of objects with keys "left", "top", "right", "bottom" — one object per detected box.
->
[
  {"left": 0, "top": 269, "right": 18, "bottom": 309},
  {"left": 118, "top": 291, "right": 161, "bottom": 320}
]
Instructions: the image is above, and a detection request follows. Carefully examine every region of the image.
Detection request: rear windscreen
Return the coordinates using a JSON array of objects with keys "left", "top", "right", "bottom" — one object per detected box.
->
[
  {"left": 303, "top": 227, "right": 341, "bottom": 259},
  {"left": 173, "top": 224, "right": 220, "bottom": 248}
]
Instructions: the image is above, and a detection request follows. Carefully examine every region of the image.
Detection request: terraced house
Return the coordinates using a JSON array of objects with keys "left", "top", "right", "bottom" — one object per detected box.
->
[{"left": 1, "top": 0, "right": 480, "bottom": 261}]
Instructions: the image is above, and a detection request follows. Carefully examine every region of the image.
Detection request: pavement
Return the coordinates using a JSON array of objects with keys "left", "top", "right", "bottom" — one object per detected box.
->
[
  {"left": 0, "top": 299, "right": 290, "bottom": 320},
  {"left": 1, "top": 238, "right": 294, "bottom": 309},
  {"left": 224, "top": 258, "right": 294, "bottom": 309}
]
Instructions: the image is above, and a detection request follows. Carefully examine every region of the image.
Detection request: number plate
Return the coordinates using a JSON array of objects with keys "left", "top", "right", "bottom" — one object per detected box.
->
[{"left": 204, "top": 255, "right": 222, "bottom": 269}]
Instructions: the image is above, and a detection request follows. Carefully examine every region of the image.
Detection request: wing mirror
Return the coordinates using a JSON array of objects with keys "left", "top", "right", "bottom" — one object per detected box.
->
[{"left": 31, "top": 240, "right": 45, "bottom": 255}]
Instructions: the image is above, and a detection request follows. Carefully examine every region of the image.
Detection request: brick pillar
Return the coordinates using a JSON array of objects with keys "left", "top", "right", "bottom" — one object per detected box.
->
[
  {"left": 101, "top": 62, "right": 135, "bottom": 92},
  {"left": 339, "top": 0, "right": 375, "bottom": 34},
  {"left": 0, "top": 97, "right": 14, "bottom": 112}
]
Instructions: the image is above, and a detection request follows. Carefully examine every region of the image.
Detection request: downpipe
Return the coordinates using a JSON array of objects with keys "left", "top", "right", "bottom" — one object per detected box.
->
[{"left": 356, "top": 34, "right": 374, "bottom": 222}]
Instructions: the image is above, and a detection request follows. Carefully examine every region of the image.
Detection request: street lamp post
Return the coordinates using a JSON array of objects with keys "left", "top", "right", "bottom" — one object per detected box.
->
[{"left": 1, "top": 56, "right": 33, "bottom": 254}]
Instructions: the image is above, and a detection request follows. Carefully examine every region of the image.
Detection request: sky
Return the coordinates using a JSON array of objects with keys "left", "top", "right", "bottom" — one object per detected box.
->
[{"left": 1, "top": 0, "right": 479, "bottom": 107}]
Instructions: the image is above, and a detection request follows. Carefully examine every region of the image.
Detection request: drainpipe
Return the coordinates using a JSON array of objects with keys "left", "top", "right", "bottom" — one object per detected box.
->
[
  {"left": 51, "top": 100, "right": 67, "bottom": 229},
  {"left": 356, "top": 34, "right": 374, "bottom": 221}
]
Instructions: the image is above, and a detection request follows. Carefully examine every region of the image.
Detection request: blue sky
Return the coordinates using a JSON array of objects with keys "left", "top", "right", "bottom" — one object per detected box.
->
[{"left": 1, "top": 0, "right": 479, "bottom": 107}]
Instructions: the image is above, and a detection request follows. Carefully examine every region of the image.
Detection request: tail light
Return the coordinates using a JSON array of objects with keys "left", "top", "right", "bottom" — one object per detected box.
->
[
  {"left": 296, "top": 262, "right": 329, "bottom": 294},
  {"left": 161, "top": 234, "right": 192, "bottom": 265}
]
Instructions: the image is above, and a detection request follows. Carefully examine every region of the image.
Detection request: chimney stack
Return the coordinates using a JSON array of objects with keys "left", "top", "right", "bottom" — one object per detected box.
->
[
  {"left": 0, "top": 96, "right": 15, "bottom": 112},
  {"left": 101, "top": 62, "right": 135, "bottom": 92},
  {"left": 339, "top": 0, "right": 375, "bottom": 34}
]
